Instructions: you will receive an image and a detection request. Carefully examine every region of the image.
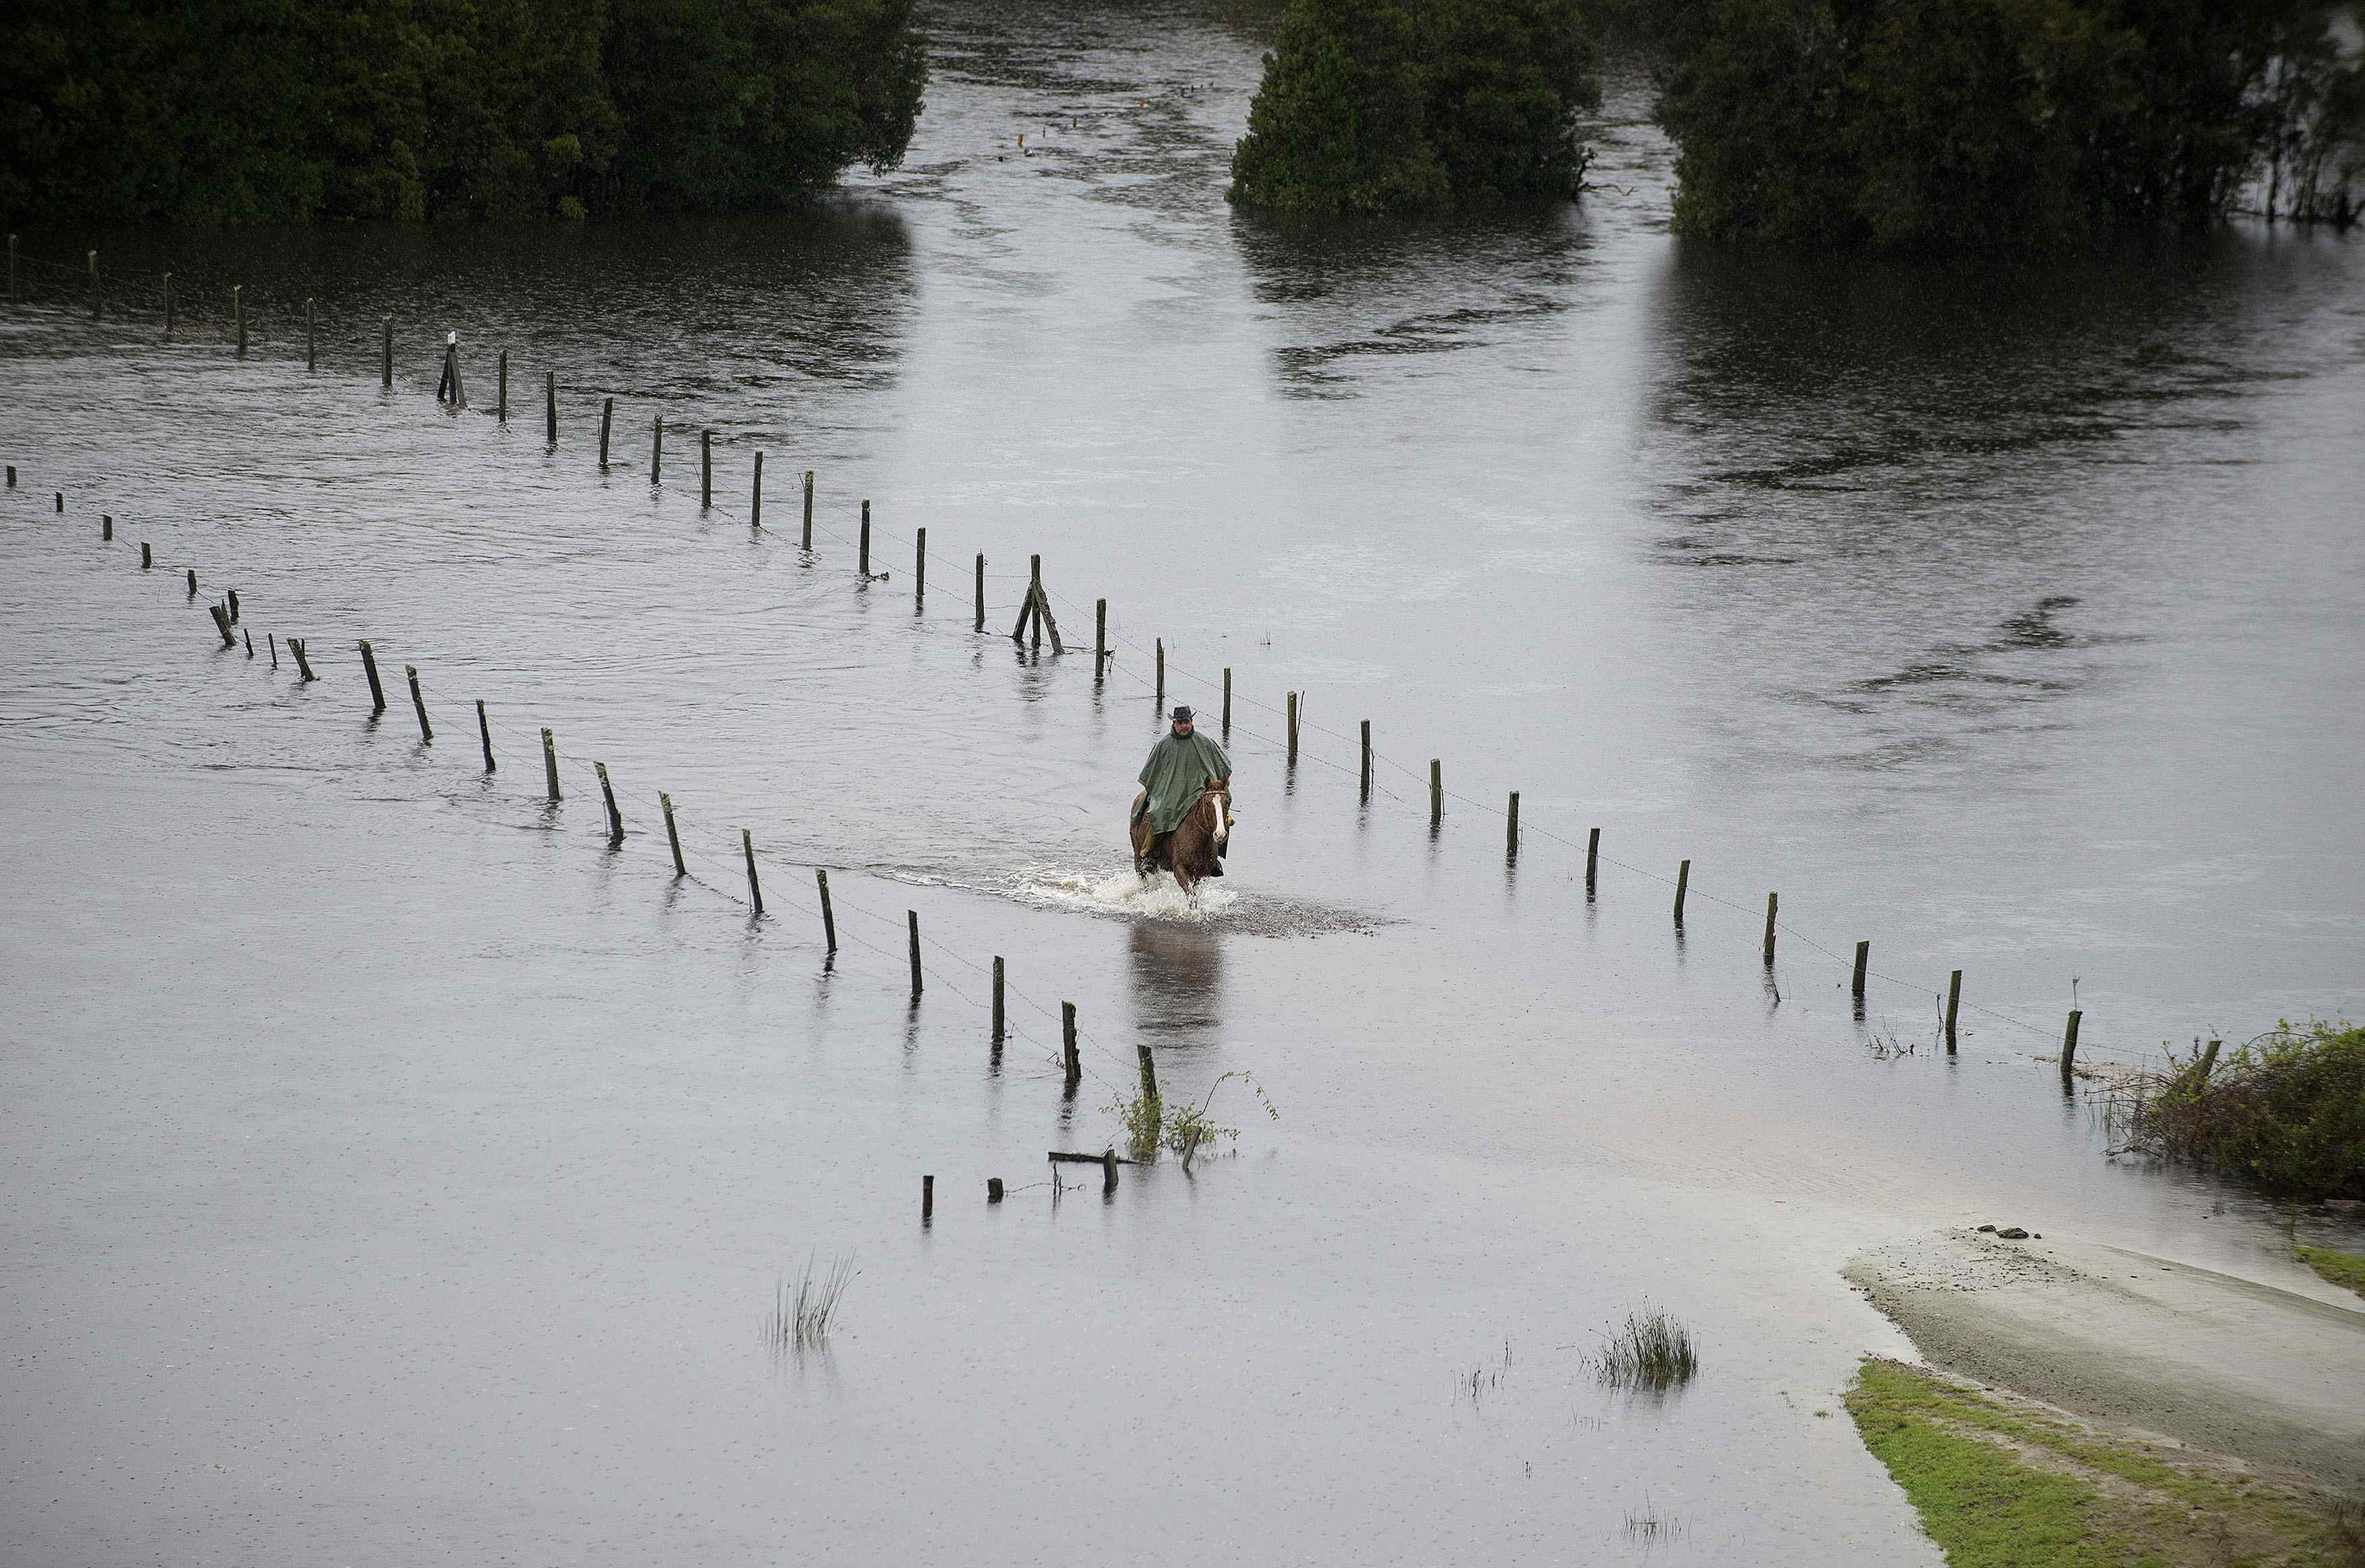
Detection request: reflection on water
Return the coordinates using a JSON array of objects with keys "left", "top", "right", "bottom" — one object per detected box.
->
[{"left": 1128, "top": 917, "right": 1227, "bottom": 1038}]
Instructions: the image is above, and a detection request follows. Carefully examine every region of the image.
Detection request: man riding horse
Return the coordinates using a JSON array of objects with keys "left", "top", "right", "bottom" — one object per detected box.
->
[{"left": 1131, "top": 706, "right": 1232, "bottom": 888}]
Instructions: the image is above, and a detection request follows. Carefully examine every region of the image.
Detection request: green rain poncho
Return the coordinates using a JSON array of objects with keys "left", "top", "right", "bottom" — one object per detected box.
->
[{"left": 1136, "top": 730, "right": 1232, "bottom": 834}]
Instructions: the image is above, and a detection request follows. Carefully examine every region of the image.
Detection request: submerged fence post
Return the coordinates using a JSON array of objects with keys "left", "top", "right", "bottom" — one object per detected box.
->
[
  {"left": 545, "top": 372, "right": 557, "bottom": 444},
  {"left": 752, "top": 451, "right": 764, "bottom": 529},
  {"left": 381, "top": 315, "right": 393, "bottom": 388},
  {"left": 1062, "top": 1002, "right": 1080, "bottom": 1087},
  {"left": 918, "top": 528, "right": 928, "bottom": 604},
  {"left": 2198, "top": 1039, "right": 2220, "bottom": 1080},
  {"left": 2060, "top": 1009, "right": 2083, "bottom": 1090},
  {"left": 164, "top": 274, "right": 174, "bottom": 340},
  {"left": 186, "top": 567, "right": 197, "bottom": 598},
  {"left": 1360, "top": 722, "right": 1372, "bottom": 802},
  {"left": 477, "top": 700, "right": 495, "bottom": 772},
  {"left": 1674, "top": 859, "right": 1691, "bottom": 926},
  {"left": 208, "top": 604, "right": 235, "bottom": 647},
  {"left": 5, "top": 234, "right": 13, "bottom": 304},
  {"left": 406, "top": 665, "right": 432, "bottom": 743},
  {"left": 1137, "top": 1044, "right": 1159, "bottom": 1105},
  {"left": 1505, "top": 792, "right": 1520, "bottom": 860},
  {"left": 1945, "top": 969, "right": 1962, "bottom": 1053},
  {"left": 1286, "top": 693, "right": 1298, "bottom": 765},
  {"left": 1852, "top": 940, "right": 1870, "bottom": 1007},
  {"left": 307, "top": 298, "right": 316, "bottom": 371},
  {"left": 541, "top": 727, "right": 561, "bottom": 801},
  {"left": 859, "top": 500, "right": 871, "bottom": 576},
  {"left": 289, "top": 638, "right": 316, "bottom": 681},
  {"left": 742, "top": 828, "right": 763, "bottom": 914},
  {"left": 143, "top": 542, "right": 151, "bottom": 569},
  {"left": 496, "top": 350, "right": 507, "bottom": 420},
  {"left": 975, "top": 553, "right": 985, "bottom": 632},
  {"left": 268, "top": 632, "right": 278, "bottom": 669},
  {"left": 234, "top": 286, "right": 244, "bottom": 357},
  {"left": 907, "top": 911, "right": 922, "bottom": 998},
  {"left": 991, "top": 956, "right": 1005, "bottom": 1042},
  {"left": 1586, "top": 828, "right": 1599, "bottom": 894},
  {"left": 1428, "top": 760, "right": 1443, "bottom": 828},
  {"left": 922, "top": 1173, "right": 933, "bottom": 1222},
  {"left": 228, "top": 588, "right": 241, "bottom": 623},
  {"left": 88, "top": 251, "right": 99, "bottom": 320},
  {"left": 801, "top": 470, "right": 814, "bottom": 549},
  {"left": 651, "top": 415, "right": 662, "bottom": 484},
  {"left": 359, "top": 640, "right": 387, "bottom": 714},
  {"left": 1764, "top": 893, "right": 1778, "bottom": 965},
  {"left": 1094, "top": 598, "right": 1105, "bottom": 680},
  {"left": 1155, "top": 638, "right": 1164, "bottom": 704},
  {"left": 1221, "top": 668, "right": 1232, "bottom": 733},
  {"left": 595, "top": 762, "right": 624, "bottom": 845},
  {"left": 599, "top": 398, "right": 613, "bottom": 468},
  {"left": 661, "top": 791, "right": 684, "bottom": 876},
  {"left": 816, "top": 868, "right": 837, "bottom": 952},
  {"left": 103, "top": 513, "right": 111, "bottom": 541},
  {"left": 701, "top": 428, "right": 711, "bottom": 508}
]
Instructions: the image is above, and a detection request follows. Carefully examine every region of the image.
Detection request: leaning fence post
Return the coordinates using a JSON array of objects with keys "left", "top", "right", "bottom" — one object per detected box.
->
[
  {"left": 1945, "top": 969, "right": 1962, "bottom": 1052},
  {"left": 289, "top": 638, "right": 315, "bottom": 681},
  {"left": 358, "top": 640, "right": 387, "bottom": 714},
  {"left": 477, "top": 700, "right": 495, "bottom": 772},
  {"left": 599, "top": 397, "right": 613, "bottom": 468},
  {"left": 661, "top": 792, "right": 685, "bottom": 876},
  {"left": 801, "top": 470, "right": 814, "bottom": 549},
  {"left": 742, "top": 829, "right": 763, "bottom": 914},
  {"left": 541, "top": 727, "right": 561, "bottom": 801},
  {"left": 406, "top": 665, "right": 432, "bottom": 743},
  {"left": 816, "top": 868, "right": 837, "bottom": 952},
  {"left": 1673, "top": 859, "right": 1691, "bottom": 926},
  {"left": 1586, "top": 828, "right": 1599, "bottom": 894},
  {"left": 700, "top": 428, "right": 712, "bottom": 508},
  {"left": 595, "top": 762, "right": 624, "bottom": 845},
  {"left": 2060, "top": 1010, "right": 2083, "bottom": 1090},
  {"left": 268, "top": 632, "right": 278, "bottom": 669},
  {"left": 1764, "top": 893, "right": 1778, "bottom": 965},
  {"left": 227, "top": 588, "right": 240, "bottom": 623},
  {"left": 1852, "top": 940, "right": 1870, "bottom": 1007},
  {"left": 208, "top": 604, "right": 235, "bottom": 647}
]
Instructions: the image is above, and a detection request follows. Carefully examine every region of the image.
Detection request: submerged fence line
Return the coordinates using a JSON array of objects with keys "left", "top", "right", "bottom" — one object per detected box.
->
[{"left": 7, "top": 253, "right": 2106, "bottom": 1067}]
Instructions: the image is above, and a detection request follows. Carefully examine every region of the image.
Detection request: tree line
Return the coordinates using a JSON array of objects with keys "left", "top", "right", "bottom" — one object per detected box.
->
[
  {"left": 1228, "top": 0, "right": 2362, "bottom": 249},
  {"left": 1, "top": 0, "right": 928, "bottom": 225}
]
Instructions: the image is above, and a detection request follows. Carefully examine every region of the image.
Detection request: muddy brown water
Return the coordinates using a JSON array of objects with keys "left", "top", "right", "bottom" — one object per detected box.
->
[{"left": 5, "top": 4, "right": 2362, "bottom": 1563}]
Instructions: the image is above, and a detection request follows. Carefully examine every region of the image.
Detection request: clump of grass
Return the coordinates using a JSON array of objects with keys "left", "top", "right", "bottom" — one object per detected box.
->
[
  {"left": 1105, "top": 1069, "right": 1278, "bottom": 1170},
  {"left": 771, "top": 1253, "right": 856, "bottom": 1352},
  {"left": 1585, "top": 1306, "right": 1699, "bottom": 1392},
  {"left": 2101, "top": 1019, "right": 2364, "bottom": 1200},
  {"left": 2298, "top": 1245, "right": 2365, "bottom": 1299},
  {"left": 1622, "top": 1500, "right": 1685, "bottom": 1544}
]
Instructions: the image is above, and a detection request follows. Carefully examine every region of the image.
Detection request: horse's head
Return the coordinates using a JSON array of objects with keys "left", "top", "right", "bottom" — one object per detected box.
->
[{"left": 1204, "top": 781, "right": 1232, "bottom": 847}]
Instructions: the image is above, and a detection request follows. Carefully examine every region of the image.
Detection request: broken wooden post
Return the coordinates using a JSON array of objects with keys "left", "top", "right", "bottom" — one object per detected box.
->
[
  {"left": 306, "top": 298, "right": 316, "bottom": 371},
  {"left": 1852, "top": 940, "right": 1870, "bottom": 1005},
  {"left": 185, "top": 567, "right": 198, "bottom": 599},
  {"left": 859, "top": 500, "right": 871, "bottom": 576},
  {"left": 1102, "top": 1150, "right": 1118, "bottom": 1194},
  {"left": 1506, "top": 792, "right": 1520, "bottom": 860},
  {"left": 599, "top": 397, "right": 612, "bottom": 468},
  {"left": 661, "top": 791, "right": 684, "bottom": 876},
  {"left": 987, "top": 1178, "right": 1004, "bottom": 1204},
  {"left": 752, "top": 451, "right": 763, "bottom": 529},
  {"left": 1674, "top": 859, "right": 1691, "bottom": 926},
  {"left": 991, "top": 956, "right": 1005, "bottom": 1042},
  {"left": 226, "top": 588, "right": 239, "bottom": 623},
  {"left": 2060, "top": 1010, "right": 2083, "bottom": 1090},
  {"left": 743, "top": 828, "right": 763, "bottom": 914},
  {"left": 1286, "top": 693, "right": 1298, "bottom": 765},
  {"left": 975, "top": 553, "right": 986, "bottom": 632},
  {"left": 651, "top": 414, "right": 662, "bottom": 484},
  {"left": 208, "top": 604, "right": 235, "bottom": 648},
  {"left": 233, "top": 286, "right": 243, "bottom": 357},
  {"left": 1062, "top": 1002, "right": 1080, "bottom": 1086},
  {"left": 289, "top": 638, "right": 316, "bottom": 682},
  {"left": 816, "top": 868, "right": 837, "bottom": 952},
  {"left": 541, "top": 728, "right": 561, "bottom": 801},
  {"left": 700, "top": 428, "right": 711, "bottom": 507},
  {"left": 1945, "top": 970, "right": 1962, "bottom": 1052},
  {"left": 358, "top": 640, "right": 387, "bottom": 714},
  {"left": 102, "top": 513, "right": 111, "bottom": 540},
  {"left": 141, "top": 541, "right": 151, "bottom": 569},
  {"left": 595, "top": 762, "right": 624, "bottom": 845},
  {"left": 243, "top": 628, "right": 253, "bottom": 658},
  {"left": 1764, "top": 893, "right": 1779, "bottom": 964},
  {"left": 545, "top": 372, "right": 557, "bottom": 444},
  {"left": 922, "top": 1174, "right": 934, "bottom": 1221},
  {"left": 1137, "top": 1044, "right": 1159, "bottom": 1104},
  {"left": 2198, "top": 1039, "right": 2220, "bottom": 1080},
  {"left": 477, "top": 700, "right": 495, "bottom": 772},
  {"left": 907, "top": 910, "right": 922, "bottom": 998},
  {"left": 268, "top": 632, "right": 278, "bottom": 669},
  {"left": 406, "top": 665, "right": 432, "bottom": 742},
  {"left": 917, "top": 528, "right": 927, "bottom": 603},
  {"left": 381, "top": 315, "right": 392, "bottom": 388},
  {"left": 801, "top": 470, "right": 814, "bottom": 549}
]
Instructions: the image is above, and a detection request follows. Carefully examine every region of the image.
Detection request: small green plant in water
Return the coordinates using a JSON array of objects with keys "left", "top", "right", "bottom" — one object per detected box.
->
[
  {"left": 1105, "top": 1069, "right": 1278, "bottom": 1170},
  {"left": 1585, "top": 1305, "right": 1699, "bottom": 1392},
  {"left": 772, "top": 1252, "right": 856, "bottom": 1353}
]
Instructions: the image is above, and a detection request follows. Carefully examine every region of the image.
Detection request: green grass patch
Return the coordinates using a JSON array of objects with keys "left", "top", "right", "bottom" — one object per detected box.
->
[
  {"left": 1844, "top": 1358, "right": 2362, "bottom": 1566},
  {"left": 2297, "top": 1246, "right": 2365, "bottom": 1299}
]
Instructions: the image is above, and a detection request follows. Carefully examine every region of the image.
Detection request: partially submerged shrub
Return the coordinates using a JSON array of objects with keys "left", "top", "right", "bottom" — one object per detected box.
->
[
  {"left": 1585, "top": 1306, "right": 1699, "bottom": 1392},
  {"left": 1105, "top": 1069, "right": 1278, "bottom": 1170},
  {"left": 772, "top": 1252, "right": 857, "bottom": 1352},
  {"left": 2105, "top": 1019, "right": 2365, "bottom": 1201}
]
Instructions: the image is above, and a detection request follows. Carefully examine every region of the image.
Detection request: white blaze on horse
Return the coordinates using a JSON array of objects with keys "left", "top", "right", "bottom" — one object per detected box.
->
[{"left": 1132, "top": 780, "right": 1233, "bottom": 893}]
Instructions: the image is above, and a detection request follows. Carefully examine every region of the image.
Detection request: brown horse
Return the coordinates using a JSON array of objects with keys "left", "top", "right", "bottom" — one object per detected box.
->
[{"left": 1131, "top": 781, "right": 1233, "bottom": 892}]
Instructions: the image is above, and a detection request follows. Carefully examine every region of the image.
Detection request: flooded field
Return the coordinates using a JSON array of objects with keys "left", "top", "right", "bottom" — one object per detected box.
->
[{"left": 4, "top": 1, "right": 2363, "bottom": 1561}]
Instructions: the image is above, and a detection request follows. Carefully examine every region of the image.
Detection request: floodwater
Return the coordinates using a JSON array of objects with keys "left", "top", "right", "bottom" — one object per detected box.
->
[{"left": 5, "top": 2, "right": 2363, "bottom": 1562}]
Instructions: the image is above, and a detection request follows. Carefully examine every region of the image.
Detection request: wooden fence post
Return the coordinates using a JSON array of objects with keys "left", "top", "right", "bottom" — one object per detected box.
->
[
  {"left": 545, "top": 372, "right": 557, "bottom": 444},
  {"left": 1137, "top": 1044, "right": 1160, "bottom": 1104},
  {"left": 816, "top": 869, "right": 837, "bottom": 952},
  {"left": 381, "top": 315, "right": 392, "bottom": 388},
  {"left": 1587, "top": 827, "right": 1599, "bottom": 894},
  {"left": 541, "top": 727, "right": 561, "bottom": 801},
  {"left": 1764, "top": 893, "right": 1778, "bottom": 965},
  {"left": 752, "top": 451, "right": 763, "bottom": 529},
  {"left": 88, "top": 251, "right": 99, "bottom": 320},
  {"left": 599, "top": 397, "right": 612, "bottom": 468},
  {"left": 651, "top": 415, "right": 662, "bottom": 484},
  {"left": 595, "top": 762, "right": 624, "bottom": 845},
  {"left": 1945, "top": 969, "right": 1961, "bottom": 1053},
  {"left": 859, "top": 500, "right": 871, "bottom": 576},
  {"left": 801, "top": 470, "right": 814, "bottom": 549},
  {"left": 1360, "top": 722, "right": 1372, "bottom": 802},
  {"left": 918, "top": 528, "right": 928, "bottom": 603},
  {"left": 2060, "top": 1010, "right": 2083, "bottom": 1090},
  {"left": 307, "top": 298, "right": 316, "bottom": 372},
  {"left": 1062, "top": 1002, "right": 1080, "bottom": 1087},
  {"left": 743, "top": 829, "right": 763, "bottom": 913},
  {"left": 660, "top": 792, "right": 684, "bottom": 876},
  {"left": 975, "top": 553, "right": 985, "bottom": 632},
  {"left": 358, "top": 640, "right": 387, "bottom": 714},
  {"left": 290, "top": 638, "right": 316, "bottom": 682},
  {"left": 1286, "top": 693, "right": 1298, "bottom": 765},
  {"left": 1505, "top": 792, "right": 1519, "bottom": 860},
  {"left": 907, "top": 911, "right": 922, "bottom": 998},
  {"left": 1852, "top": 940, "right": 1870, "bottom": 1006},
  {"left": 162, "top": 273, "right": 173, "bottom": 340},
  {"left": 1674, "top": 859, "right": 1691, "bottom": 926},
  {"left": 1222, "top": 668, "right": 1232, "bottom": 733},
  {"left": 497, "top": 350, "right": 507, "bottom": 420},
  {"left": 1430, "top": 759, "right": 1443, "bottom": 828},
  {"left": 477, "top": 700, "right": 495, "bottom": 772},
  {"left": 922, "top": 1174, "right": 933, "bottom": 1222},
  {"left": 233, "top": 286, "right": 243, "bottom": 357},
  {"left": 991, "top": 956, "right": 1005, "bottom": 1042},
  {"left": 405, "top": 665, "right": 432, "bottom": 742},
  {"left": 1094, "top": 598, "right": 1106, "bottom": 680},
  {"left": 701, "top": 428, "right": 712, "bottom": 508},
  {"left": 1155, "top": 638, "right": 1164, "bottom": 703},
  {"left": 143, "top": 541, "right": 151, "bottom": 568}
]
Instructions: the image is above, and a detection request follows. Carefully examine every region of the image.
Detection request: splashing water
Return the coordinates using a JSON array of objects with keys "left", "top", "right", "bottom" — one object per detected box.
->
[{"left": 1024, "top": 867, "right": 1242, "bottom": 922}]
